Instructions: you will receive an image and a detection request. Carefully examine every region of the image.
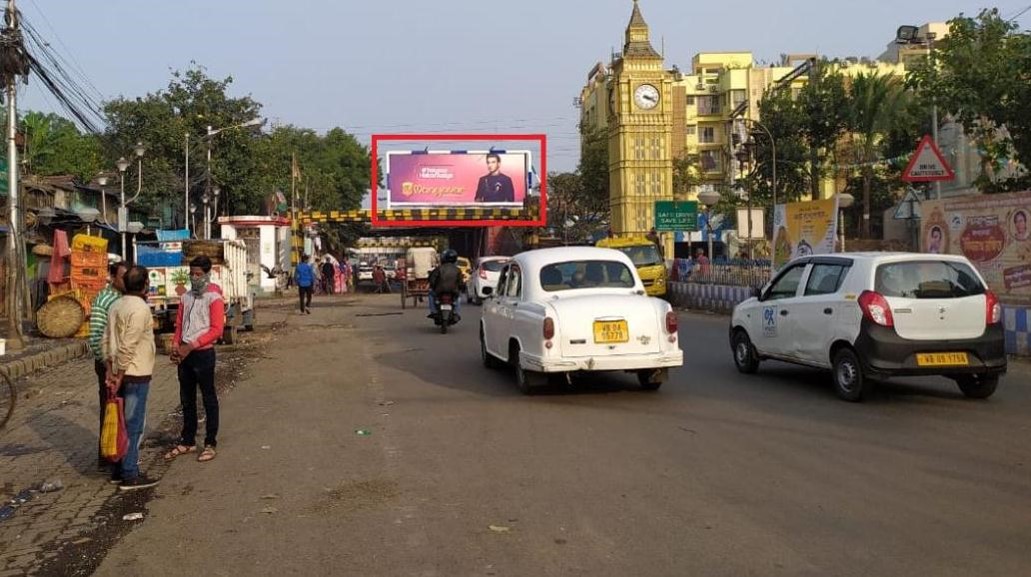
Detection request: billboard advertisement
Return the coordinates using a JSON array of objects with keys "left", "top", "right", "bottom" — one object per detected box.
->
[
  {"left": 920, "top": 191, "right": 1031, "bottom": 305},
  {"left": 386, "top": 150, "right": 529, "bottom": 208},
  {"left": 771, "top": 198, "right": 839, "bottom": 268}
]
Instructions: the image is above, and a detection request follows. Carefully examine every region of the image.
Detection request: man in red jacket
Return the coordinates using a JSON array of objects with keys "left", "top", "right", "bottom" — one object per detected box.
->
[{"left": 164, "top": 255, "right": 225, "bottom": 463}]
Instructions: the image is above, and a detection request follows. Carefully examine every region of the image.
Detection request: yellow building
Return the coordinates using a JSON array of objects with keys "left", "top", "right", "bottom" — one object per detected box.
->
[{"left": 579, "top": 1, "right": 940, "bottom": 243}]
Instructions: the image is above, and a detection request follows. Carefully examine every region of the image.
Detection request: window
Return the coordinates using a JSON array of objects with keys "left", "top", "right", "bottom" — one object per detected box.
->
[
  {"left": 700, "top": 150, "right": 720, "bottom": 172},
  {"left": 875, "top": 261, "right": 986, "bottom": 299},
  {"left": 700, "top": 126, "right": 716, "bottom": 144},
  {"left": 634, "top": 137, "right": 645, "bottom": 160},
  {"left": 635, "top": 173, "right": 646, "bottom": 195},
  {"left": 805, "top": 264, "right": 848, "bottom": 296},
  {"left": 731, "top": 89, "right": 747, "bottom": 105},
  {"left": 685, "top": 125, "right": 697, "bottom": 136},
  {"left": 765, "top": 264, "right": 806, "bottom": 300},
  {"left": 505, "top": 264, "right": 522, "bottom": 298},
  {"left": 697, "top": 96, "right": 721, "bottom": 115},
  {"left": 539, "top": 260, "right": 636, "bottom": 292},
  {"left": 686, "top": 96, "right": 696, "bottom": 106},
  {"left": 480, "top": 259, "right": 508, "bottom": 272},
  {"left": 614, "top": 245, "right": 662, "bottom": 267}
]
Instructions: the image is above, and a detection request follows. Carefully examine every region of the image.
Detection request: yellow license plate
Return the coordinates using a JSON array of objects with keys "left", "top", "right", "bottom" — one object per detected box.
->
[
  {"left": 593, "top": 320, "right": 628, "bottom": 344},
  {"left": 916, "top": 352, "right": 969, "bottom": 366}
]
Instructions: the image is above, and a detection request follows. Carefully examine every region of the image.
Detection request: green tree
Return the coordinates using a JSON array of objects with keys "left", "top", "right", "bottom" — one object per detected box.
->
[
  {"left": 908, "top": 9, "right": 1031, "bottom": 191},
  {"left": 845, "top": 72, "right": 908, "bottom": 238},
  {"left": 21, "top": 111, "right": 102, "bottom": 180},
  {"left": 576, "top": 124, "right": 610, "bottom": 215}
]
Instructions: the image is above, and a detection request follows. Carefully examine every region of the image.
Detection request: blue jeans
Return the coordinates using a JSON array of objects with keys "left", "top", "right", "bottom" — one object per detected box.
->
[
  {"left": 428, "top": 291, "right": 461, "bottom": 315},
  {"left": 118, "top": 381, "right": 150, "bottom": 479}
]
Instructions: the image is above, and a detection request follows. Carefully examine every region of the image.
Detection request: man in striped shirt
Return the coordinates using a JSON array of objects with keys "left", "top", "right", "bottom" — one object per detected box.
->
[{"left": 88, "top": 262, "right": 127, "bottom": 469}]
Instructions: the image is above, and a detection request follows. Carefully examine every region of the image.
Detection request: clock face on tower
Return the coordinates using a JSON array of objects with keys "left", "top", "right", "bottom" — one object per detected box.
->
[{"left": 633, "top": 84, "right": 659, "bottom": 110}]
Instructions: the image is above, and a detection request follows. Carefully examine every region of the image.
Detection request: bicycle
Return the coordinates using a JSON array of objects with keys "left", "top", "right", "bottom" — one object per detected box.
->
[{"left": 0, "top": 370, "right": 14, "bottom": 430}]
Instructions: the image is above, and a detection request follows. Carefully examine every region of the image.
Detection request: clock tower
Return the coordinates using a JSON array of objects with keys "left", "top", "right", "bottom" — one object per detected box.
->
[{"left": 607, "top": 0, "right": 674, "bottom": 243}]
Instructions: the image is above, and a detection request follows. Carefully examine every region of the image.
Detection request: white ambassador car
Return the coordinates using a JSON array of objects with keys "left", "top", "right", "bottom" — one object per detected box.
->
[
  {"left": 730, "top": 253, "right": 1007, "bottom": 402},
  {"left": 480, "top": 247, "right": 683, "bottom": 394},
  {"left": 466, "top": 256, "right": 510, "bottom": 305}
]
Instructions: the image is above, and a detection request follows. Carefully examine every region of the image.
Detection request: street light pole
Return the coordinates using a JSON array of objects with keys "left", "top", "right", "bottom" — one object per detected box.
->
[
  {"left": 117, "top": 157, "right": 129, "bottom": 258},
  {"left": 205, "top": 125, "right": 213, "bottom": 240},
  {"left": 184, "top": 133, "right": 190, "bottom": 234}
]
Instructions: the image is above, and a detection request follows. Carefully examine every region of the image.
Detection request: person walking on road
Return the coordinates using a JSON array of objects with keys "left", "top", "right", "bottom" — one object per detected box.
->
[
  {"left": 88, "top": 262, "right": 126, "bottom": 470},
  {"left": 294, "top": 254, "right": 314, "bottom": 313},
  {"left": 321, "top": 256, "right": 336, "bottom": 295},
  {"left": 102, "top": 266, "right": 159, "bottom": 490},
  {"left": 164, "top": 256, "right": 225, "bottom": 464}
]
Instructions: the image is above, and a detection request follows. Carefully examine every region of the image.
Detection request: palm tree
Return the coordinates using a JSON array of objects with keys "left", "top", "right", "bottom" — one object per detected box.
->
[{"left": 846, "top": 73, "right": 907, "bottom": 238}]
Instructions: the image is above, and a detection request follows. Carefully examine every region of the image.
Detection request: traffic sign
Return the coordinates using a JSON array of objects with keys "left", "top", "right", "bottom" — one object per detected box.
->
[
  {"left": 655, "top": 201, "right": 698, "bottom": 232},
  {"left": 901, "top": 135, "right": 955, "bottom": 182},
  {"left": 893, "top": 189, "right": 923, "bottom": 220}
]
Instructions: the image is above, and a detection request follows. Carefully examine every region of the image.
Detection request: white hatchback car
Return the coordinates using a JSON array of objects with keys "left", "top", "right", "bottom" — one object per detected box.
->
[
  {"left": 480, "top": 247, "right": 683, "bottom": 394},
  {"left": 730, "top": 253, "right": 1007, "bottom": 402},
  {"left": 466, "top": 256, "right": 509, "bottom": 305}
]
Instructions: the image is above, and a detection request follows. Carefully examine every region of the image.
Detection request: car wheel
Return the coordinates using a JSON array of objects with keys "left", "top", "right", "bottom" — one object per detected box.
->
[
  {"left": 731, "top": 330, "right": 760, "bottom": 374},
  {"left": 511, "top": 344, "right": 544, "bottom": 395},
  {"left": 636, "top": 369, "right": 666, "bottom": 391},
  {"left": 955, "top": 375, "right": 999, "bottom": 399},
  {"left": 481, "top": 330, "right": 502, "bottom": 369},
  {"left": 832, "top": 348, "right": 869, "bottom": 402}
]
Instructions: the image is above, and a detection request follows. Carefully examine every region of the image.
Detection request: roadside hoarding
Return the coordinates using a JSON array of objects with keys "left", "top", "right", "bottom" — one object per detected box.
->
[
  {"left": 386, "top": 150, "right": 530, "bottom": 208},
  {"left": 920, "top": 191, "right": 1031, "bottom": 305},
  {"left": 771, "top": 198, "right": 839, "bottom": 268}
]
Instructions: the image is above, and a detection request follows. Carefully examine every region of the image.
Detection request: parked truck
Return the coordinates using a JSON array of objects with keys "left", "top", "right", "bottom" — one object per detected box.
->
[{"left": 136, "top": 237, "right": 255, "bottom": 343}]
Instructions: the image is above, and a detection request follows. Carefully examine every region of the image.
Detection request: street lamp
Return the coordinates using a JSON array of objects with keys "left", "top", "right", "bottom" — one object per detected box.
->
[
  {"left": 200, "top": 117, "right": 264, "bottom": 238},
  {"left": 698, "top": 189, "right": 721, "bottom": 267},
  {"left": 896, "top": 26, "right": 940, "bottom": 199},
  {"left": 204, "top": 185, "right": 221, "bottom": 240},
  {"left": 97, "top": 174, "right": 110, "bottom": 225},
  {"left": 114, "top": 143, "right": 146, "bottom": 259},
  {"left": 835, "top": 192, "right": 855, "bottom": 252}
]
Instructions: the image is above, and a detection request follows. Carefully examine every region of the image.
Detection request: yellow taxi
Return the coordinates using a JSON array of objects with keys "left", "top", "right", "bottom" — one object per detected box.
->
[{"left": 595, "top": 237, "right": 667, "bottom": 297}]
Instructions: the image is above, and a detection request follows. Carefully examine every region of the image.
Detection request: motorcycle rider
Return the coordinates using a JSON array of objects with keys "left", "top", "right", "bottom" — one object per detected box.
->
[{"left": 428, "top": 249, "right": 464, "bottom": 323}]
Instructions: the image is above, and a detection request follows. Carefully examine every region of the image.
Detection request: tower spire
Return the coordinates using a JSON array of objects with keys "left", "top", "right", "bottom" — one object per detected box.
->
[{"left": 623, "top": 0, "right": 660, "bottom": 59}]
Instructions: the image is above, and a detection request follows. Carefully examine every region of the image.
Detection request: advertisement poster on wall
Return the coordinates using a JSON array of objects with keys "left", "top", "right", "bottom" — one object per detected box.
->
[
  {"left": 386, "top": 150, "right": 529, "bottom": 208},
  {"left": 771, "top": 198, "right": 839, "bottom": 268},
  {"left": 920, "top": 191, "right": 1031, "bottom": 305}
]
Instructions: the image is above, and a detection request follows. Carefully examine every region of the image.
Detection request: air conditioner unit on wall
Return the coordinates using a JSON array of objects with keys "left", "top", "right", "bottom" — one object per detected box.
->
[{"left": 696, "top": 84, "right": 705, "bottom": 91}]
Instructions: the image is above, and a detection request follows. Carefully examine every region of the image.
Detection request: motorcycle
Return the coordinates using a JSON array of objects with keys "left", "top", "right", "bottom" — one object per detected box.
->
[{"left": 434, "top": 292, "right": 459, "bottom": 334}]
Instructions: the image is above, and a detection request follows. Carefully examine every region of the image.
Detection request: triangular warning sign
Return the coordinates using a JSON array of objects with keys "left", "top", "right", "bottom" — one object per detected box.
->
[{"left": 901, "top": 135, "right": 955, "bottom": 182}]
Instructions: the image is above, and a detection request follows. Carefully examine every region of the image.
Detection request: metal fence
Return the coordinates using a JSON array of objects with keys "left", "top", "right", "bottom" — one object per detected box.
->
[{"left": 677, "top": 259, "right": 772, "bottom": 288}]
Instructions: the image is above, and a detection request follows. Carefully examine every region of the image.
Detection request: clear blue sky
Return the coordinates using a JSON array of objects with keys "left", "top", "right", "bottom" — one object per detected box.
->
[{"left": 18, "top": 0, "right": 1029, "bottom": 172}]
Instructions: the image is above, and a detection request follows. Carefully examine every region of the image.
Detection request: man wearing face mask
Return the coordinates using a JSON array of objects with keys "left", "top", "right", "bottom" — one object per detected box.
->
[{"left": 164, "top": 255, "right": 225, "bottom": 463}]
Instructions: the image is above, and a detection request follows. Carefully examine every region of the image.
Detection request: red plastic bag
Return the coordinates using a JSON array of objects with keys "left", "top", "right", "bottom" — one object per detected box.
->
[{"left": 99, "top": 393, "right": 128, "bottom": 462}]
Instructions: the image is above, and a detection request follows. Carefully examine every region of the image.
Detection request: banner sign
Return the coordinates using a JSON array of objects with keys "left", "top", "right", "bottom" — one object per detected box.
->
[
  {"left": 772, "top": 198, "right": 839, "bottom": 268},
  {"left": 921, "top": 191, "right": 1031, "bottom": 304},
  {"left": 386, "top": 150, "right": 529, "bottom": 208}
]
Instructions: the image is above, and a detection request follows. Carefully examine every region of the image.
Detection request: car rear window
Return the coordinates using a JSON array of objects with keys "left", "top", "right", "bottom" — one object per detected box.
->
[
  {"left": 875, "top": 261, "right": 986, "bottom": 299},
  {"left": 539, "top": 260, "right": 635, "bottom": 292},
  {"left": 481, "top": 260, "right": 507, "bottom": 272}
]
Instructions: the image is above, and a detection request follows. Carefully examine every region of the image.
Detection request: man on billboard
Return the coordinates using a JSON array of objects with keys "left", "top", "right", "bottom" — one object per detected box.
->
[{"left": 474, "top": 153, "right": 515, "bottom": 203}]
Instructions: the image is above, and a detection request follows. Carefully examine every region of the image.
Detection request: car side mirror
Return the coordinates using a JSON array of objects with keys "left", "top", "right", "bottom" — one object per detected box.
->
[
  {"left": 751, "top": 286, "right": 761, "bottom": 300},
  {"left": 482, "top": 286, "right": 493, "bottom": 297}
]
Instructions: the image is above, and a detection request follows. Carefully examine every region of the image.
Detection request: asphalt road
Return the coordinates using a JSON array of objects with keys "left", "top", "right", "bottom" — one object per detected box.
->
[{"left": 94, "top": 293, "right": 1031, "bottom": 577}]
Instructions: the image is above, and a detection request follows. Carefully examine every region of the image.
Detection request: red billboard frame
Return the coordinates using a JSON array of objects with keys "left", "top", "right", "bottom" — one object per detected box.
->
[{"left": 371, "top": 134, "right": 547, "bottom": 228}]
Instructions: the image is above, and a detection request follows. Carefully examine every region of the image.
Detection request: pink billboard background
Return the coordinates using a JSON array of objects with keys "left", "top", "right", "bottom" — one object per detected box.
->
[{"left": 386, "top": 151, "right": 528, "bottom": 207}]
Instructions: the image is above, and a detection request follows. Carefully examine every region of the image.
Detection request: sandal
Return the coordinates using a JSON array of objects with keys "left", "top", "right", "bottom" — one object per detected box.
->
[
  {"left": 163, "top": 445, "right": 196, "bottom": 461},
  {"left": 197, "top": 446, "right": 217, "bottom": 462}
]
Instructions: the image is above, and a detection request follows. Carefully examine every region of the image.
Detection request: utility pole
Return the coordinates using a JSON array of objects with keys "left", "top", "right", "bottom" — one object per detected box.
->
[{"left": 4, "top": 0, "right": 27, "bottom": 350}]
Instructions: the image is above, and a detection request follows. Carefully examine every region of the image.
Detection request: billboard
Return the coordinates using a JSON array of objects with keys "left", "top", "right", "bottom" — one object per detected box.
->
[
  {"left": 772, "top": 198, "right": 839, "bottom": 268},
  {"left": 920, "top": 191, "right": 1031, "bottom": 305},
  {"left": 386, "top": 150, "right": 529, "bottom": 208}
]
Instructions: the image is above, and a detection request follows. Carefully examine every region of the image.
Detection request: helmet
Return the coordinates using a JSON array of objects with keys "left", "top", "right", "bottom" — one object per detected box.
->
[{"left": 442, "top": 249, "right": 458, "bottom": 263}]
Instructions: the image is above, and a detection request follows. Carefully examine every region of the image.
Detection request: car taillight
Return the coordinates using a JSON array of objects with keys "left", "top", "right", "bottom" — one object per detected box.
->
[
  {"left": 543, "top": 317, "right": 555, "bottom": 340},
  {"left": 858, "top": 290, "right": 894, "bottom": 327},
  {"left": 479, "top": 269, "right": 488, "bottom": 279},
  {"left": 985, "top": 290, "right": 1002, "bottom": 325},
  {"left": 665, "top": 311, "right": 678, "bottom": 334}
]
